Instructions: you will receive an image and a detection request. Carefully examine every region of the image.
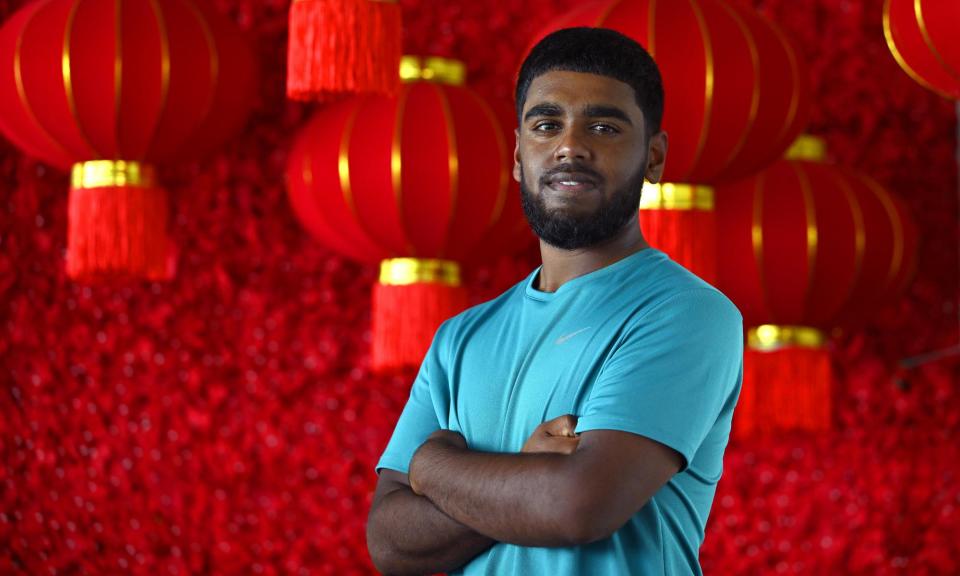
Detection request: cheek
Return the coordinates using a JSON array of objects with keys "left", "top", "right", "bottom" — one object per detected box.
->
[
  {"left": 609, "top": 151, "right": 646, "bottom": 182},
  {"left": 517, "top": 145, "right": 550, "bottom": 178},
  {"left": 516, "top": 155, "right": 539, "bottom": 188}
]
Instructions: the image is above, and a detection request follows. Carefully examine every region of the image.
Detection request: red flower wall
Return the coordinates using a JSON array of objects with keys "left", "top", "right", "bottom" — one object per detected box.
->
[{"left": 1, "top": 0, "right": 958, "bottom": 574}]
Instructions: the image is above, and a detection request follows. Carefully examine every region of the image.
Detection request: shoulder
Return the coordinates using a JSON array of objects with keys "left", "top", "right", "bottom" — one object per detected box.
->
[
  {"left": 643, "top": 286, "right": 742, "bottom": 327},
  {"left": 619, "top": 250, "right": 742, "bottom": 326}
]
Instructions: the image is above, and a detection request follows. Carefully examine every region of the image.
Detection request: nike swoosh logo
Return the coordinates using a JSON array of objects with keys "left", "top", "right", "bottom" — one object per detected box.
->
[{"left": 555, "top": 327, "right": 591, "bottom": 345}]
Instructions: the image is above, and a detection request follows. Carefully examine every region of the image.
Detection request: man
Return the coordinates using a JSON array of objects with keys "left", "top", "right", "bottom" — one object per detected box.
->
[{"left": 366, "top": 27, "right": 743, "bottom": 576}]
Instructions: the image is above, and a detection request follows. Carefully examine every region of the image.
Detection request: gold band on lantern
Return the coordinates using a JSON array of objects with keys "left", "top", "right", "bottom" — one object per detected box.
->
[
  {"left": 71, "top": 161, "right": 157, "bottom": 190},
  {"left": 399, "top": 56, "right": 466, "bottom": 86},
  {"left": 748, "top": 324, "right": 825, "bottom": 351},
  {"left": 380, "top": 258, "right": 461, "bottom": 286},
  {"left": 785, "top": 135, "right": 827, "bottom": 162},
  {"left": 639, "top": 182, "right": 714, "bottom": 211}
]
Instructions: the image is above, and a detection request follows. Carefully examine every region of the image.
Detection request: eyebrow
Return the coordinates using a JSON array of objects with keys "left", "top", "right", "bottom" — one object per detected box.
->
[
  {"left": 584, "top": 105, "right": 633, "bottom": 125},
  {"left": 523, "top": 102, "right": 633, "bottom": 126},
  {"left": 524, "top": 103, "right": 562, "bottom": 122}
]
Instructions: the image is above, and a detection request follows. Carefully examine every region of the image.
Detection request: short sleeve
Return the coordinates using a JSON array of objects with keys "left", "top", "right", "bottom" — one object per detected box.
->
[
  {"left": 375, "top": 325, "right": 449, "bottom": 475},
  {"left": 575, "top": 289, "right": 743, "bottom": 471}
]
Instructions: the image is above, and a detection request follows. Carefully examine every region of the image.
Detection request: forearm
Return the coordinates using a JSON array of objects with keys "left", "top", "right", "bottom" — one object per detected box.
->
[
  {"left": 411, "top": 444, "right": 584, "bottom": 547},
  {"left": 367, "top": 485, "right": 495, "bottom": 575}
]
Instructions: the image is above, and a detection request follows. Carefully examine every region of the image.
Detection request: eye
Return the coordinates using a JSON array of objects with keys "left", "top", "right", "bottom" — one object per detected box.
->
[
  {"left": 590, "top": 123, "right": 620, "bottom": 134},
  {"left": 531, "top": 121, "right": 560, "bottom": 133}
]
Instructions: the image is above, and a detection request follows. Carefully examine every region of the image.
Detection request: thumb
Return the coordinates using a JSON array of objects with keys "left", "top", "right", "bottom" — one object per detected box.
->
[{"left": 546, "top": 414, "right": 577, "bottom": 437}]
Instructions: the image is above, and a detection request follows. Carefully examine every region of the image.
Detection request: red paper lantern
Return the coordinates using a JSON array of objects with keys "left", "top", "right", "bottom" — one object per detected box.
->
[
  {"left": 716, "top": 137, "right": 918, "bottom": 435},
  {"left": 286, "top": 56, "right": 517, "bottom": 371},
  {"left": 286, "top": 0, "right": 402, "bottom": 101},
  {"left": 531, "top": 0, "right": 811, "bottom": 184},
  {"left": 884, "top": 0, "right": 960, "bottom": 99},
  {"left": 531, "top": 0, "right": 811, "bottom": 282},
  {"left": 0, "top": 0, "right": 256, "bottom": 281}
]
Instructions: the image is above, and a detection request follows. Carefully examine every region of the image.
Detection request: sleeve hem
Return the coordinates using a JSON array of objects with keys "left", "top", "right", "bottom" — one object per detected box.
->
[{"left": 375, "top": 460, "right": 411, "bottom": 475}]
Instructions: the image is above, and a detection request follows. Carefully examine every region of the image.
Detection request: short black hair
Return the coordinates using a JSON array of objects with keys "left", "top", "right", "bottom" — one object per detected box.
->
[{"left": 515, "top": 27, "right": 664, "bottom": 138}]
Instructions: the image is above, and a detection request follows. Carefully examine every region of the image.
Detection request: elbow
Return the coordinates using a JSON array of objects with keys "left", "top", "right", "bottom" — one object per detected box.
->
[
  {"left": 366, "top": 513, "right": 409, "bottom": 576},
  {"left": 366, "top": 544, "right": 393, "bottom": 575},
  {"left": 366, "top": 533, "right": 411, "bottom": 576},
  {"left": 365, "top": 521, "right": 392, "bottom": 574},
  {"left": 367, "top": 553, "right": 406, "bottom": 576}
]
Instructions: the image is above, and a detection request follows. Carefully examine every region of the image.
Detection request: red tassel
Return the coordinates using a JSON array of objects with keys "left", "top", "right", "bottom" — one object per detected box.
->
[
  {"left": 734, "top": 346, "right": 833, "bottom": 436},
  {"left": 66, "top": 162, "right": 169, "bottom": 282},
  {"left": 639, "top": 183, "right": 716, "bottom": 284},
  {"left": 639, "top": 207, "right": 717, "bottom": 284},
  {"left": 287, "top": 0, "right": 402, "bottom": 101},
  {"left": 371, "top": 281, "right": 468, "bottom": 372}
]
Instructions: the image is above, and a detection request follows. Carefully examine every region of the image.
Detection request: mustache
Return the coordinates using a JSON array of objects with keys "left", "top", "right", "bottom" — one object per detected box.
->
[{"left": 539, "top": 163, "right": 604, "bottom": 185}]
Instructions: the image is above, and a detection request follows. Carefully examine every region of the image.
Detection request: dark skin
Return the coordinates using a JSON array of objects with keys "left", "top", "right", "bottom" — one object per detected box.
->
[
  {"left": 366, "top": 416, "right": 582, "bottom": 575},
  {"left": 366, "top": 71, "right": 680, "bottom": 575},
  {"left": 519, "top": 70, "right": 666, "bottom": 290}
]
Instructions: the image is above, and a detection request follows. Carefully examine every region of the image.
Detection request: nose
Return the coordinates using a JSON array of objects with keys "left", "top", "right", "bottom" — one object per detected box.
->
[{"left": 554, "top": 129, "right": 592, "bottom": 163}]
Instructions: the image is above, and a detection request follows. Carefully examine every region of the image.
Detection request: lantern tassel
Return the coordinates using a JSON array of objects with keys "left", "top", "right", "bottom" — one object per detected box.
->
[
  {"left": 371, "top": 258, "right": 468, "bottom": 372},
  {"left": 372, "top": 282, "right": 468, "bottom": 372},
  {"left": 639, "top": 208, "right": 717, "bottom": 284},
  {"left": 287, "top": 0, "right": 402, "bottom": 101},
  {"left": 734, "top": 346, "right": 833, "bottom": 436},
  {"left": 66, "top": 161, "right": 169, "bottom": 281},
  {"left": 639, "top": 183, "right": 717, "bottom": 284}
]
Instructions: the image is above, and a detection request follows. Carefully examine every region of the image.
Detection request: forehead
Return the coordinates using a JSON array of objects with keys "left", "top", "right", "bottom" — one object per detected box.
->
[{"left": 523, "top": 70, "right": 643, "bottom": 120}]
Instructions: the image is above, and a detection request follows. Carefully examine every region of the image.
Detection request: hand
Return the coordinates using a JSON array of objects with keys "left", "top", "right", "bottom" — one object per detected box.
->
[
  {"left": 409, "top": 430, "right": 467, "bottom": 496},
  {"left": 522, "top": 414, "right": 580, "bottom": 455}
]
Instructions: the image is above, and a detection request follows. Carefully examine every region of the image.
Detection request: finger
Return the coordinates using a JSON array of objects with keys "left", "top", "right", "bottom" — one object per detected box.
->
[
  {"left": 545, "top": 414, "right": 578, "bottom": 437},
  {"left": 543, "top": 422, "right": 567, "bottom": 436},
  {"left": 560, "top": 414, "right": 577, "bottom": 435}
]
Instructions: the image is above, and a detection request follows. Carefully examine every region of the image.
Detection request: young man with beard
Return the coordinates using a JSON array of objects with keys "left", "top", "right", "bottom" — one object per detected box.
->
[{"left": 366, "top": 27, "right": 743, "bottom": 576}]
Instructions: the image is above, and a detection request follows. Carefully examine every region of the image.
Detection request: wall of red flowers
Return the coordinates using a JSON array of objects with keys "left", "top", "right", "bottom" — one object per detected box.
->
[{"left": 1, "top": 0, "right": 958, "bottom": 574}]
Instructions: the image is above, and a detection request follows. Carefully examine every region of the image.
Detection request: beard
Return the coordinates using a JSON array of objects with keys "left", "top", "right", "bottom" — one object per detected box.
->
[{"left": 519, "top": 159, "right": 646, "bottom": 250}]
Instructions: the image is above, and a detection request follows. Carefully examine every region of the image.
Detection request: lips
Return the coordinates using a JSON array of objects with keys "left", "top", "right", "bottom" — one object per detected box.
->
[{"left": 544, "top": 172, "right": 599, "bottom": 193}]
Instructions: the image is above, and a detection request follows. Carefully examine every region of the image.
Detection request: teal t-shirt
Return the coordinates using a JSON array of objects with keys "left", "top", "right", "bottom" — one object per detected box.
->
[{"left": 376, "top": 248, "right": 743, "bottom": 576}]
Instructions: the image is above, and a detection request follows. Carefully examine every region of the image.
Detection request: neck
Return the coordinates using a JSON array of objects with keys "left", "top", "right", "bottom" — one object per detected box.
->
[{"left": 536, "top": 217, "right": 650, "bottom": 292}]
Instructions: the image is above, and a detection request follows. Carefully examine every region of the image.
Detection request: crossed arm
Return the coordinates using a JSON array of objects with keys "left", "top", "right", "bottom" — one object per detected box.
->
[{"left": 366, "top": 416, "right": 682, "bottom": 575}]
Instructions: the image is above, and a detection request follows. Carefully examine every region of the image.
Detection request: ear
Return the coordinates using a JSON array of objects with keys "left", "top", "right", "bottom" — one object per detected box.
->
[
  {"left": 644, "top": 131, "right": 669, "bottom": 184},
  {"left": 513, "top": 128, "right": 522, "bottom": 183}
]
